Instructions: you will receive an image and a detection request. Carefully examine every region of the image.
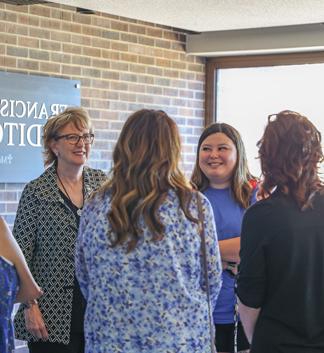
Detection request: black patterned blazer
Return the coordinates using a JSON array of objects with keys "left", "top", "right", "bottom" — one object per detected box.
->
[{"left": 13, "top": 163, "right": 107, "bottom": 344}]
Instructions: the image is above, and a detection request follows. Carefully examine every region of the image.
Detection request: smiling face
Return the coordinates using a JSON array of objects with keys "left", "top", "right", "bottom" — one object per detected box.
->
[
  {"left": 50, "top": 122, "right": 91, "bottom": 169},
  {"left": 199, "top": 132, "right": 237, "bottom": 188}
]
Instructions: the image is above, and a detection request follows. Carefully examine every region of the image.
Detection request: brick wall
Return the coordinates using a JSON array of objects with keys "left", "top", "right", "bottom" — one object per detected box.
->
[{"left": 0, "top": 2, "right": 205, "bottom": 227}]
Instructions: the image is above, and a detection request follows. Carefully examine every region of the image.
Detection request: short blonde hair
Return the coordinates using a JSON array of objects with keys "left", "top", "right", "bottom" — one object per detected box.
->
[{"left": 42, "top": 107, "right": 92, "bottom": 167}]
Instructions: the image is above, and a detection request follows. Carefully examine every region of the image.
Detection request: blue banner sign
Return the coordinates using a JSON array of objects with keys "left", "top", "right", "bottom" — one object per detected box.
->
[{"left": 0, "top": 72, "right": 80, "bottom": 182}]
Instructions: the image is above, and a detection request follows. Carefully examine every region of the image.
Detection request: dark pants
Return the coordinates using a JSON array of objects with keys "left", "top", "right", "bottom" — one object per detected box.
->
[
  {"left": 215, "top": 321, "right": 250, "bottom": 352},
  {"left": 28, "top": 332, "right": 84, "bottom": 353}
]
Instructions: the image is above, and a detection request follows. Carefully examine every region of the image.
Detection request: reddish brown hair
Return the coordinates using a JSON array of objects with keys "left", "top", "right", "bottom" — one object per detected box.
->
[{"left": 258, "top": 110, "right": 323, "bottom": 209}]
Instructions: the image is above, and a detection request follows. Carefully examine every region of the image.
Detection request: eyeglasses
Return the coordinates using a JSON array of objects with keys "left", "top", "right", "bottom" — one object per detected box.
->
[{"left": 54, "top": 133, "right": 94, "bottom": 145}]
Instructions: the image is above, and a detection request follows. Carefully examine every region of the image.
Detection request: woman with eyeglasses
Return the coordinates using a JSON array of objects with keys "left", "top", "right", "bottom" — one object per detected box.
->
[
  {"left": 13, "top": 107, "right": 107, "bottom": 353},
  {"left": 237, "top": 111, "right": 324, "bottom": 353}
]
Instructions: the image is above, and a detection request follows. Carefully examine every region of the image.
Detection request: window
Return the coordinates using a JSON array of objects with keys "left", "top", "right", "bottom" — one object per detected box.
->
[{"left": 206, "top": 53, "right": 324, "bottom": 176}]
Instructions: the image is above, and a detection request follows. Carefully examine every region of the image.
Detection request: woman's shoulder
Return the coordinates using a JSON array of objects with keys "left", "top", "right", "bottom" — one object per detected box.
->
[
  {"left": 83, "top": 166, "right": 108, "bottom": 182},
  {"left": 19, "top": 166, "right": 54, "bottom": 196},
  {"left": 83, "top": 188, "right": 111, "bottom": 214}
]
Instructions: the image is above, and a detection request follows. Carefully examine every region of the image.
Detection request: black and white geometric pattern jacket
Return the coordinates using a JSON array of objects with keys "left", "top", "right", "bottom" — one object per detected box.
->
[{"left": 13, "top": 163, "right": 107, "bottom": 344}]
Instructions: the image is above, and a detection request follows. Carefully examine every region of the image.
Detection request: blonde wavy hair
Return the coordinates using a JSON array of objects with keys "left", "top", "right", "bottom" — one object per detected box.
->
[
  {"left": 42, "top": 107, "right": 92, "bottom": 167},
  {"left": 102, "top": 109, "right": 196, "bottom": 252}
]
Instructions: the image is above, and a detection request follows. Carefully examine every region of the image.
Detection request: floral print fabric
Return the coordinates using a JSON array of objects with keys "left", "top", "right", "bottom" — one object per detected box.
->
[
  {"left": 76, "top": 190, "right": 222, "bottom": 353},
  {"left": 0, "top": 256, "right": 18, "bottom": 353}
]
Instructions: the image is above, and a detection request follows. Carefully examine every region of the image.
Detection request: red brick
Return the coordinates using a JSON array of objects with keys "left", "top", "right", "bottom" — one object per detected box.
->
[
  {"left": 30, "top": 27, "right": 50, "bottom": 39},
  {"left": 40, "top": 18, "right": 61, "bottom": 30},
  {"left": 129, "top": 24, "right": 146, "bottom": 35},
  {"left": 102, "top": 71, "right": 119, "bottom": 80},
  {"left": 0, "top": 4, "right": 205, "bottom": 219},
  {"left": 0, "top": 11, "right": 17, "bottom": 22},
  {"left": 91, "top": 58, "right": 110, "bottom": 69},
  {"left": 17, "top": 58, "right": 39, "bottom": 71},
  {"left": 1, "top": 34, "right": 17, "bottom": 45},
  {"left": 110, "top": 20, "right": 128, "bottom": 32},
  {"left": 62, "top": 65, "right": 81, "bottom": 76},
  {"left": 7, "top": 46, "right": 27, "bottom": 57},
  {"left": 5, "top": 56, "right": 16, "bottom": 67},
  {"left": 63, "top": 43, "right": 82, "bottom": 54},
  {"left": 29, "top": 5, "right": 51, "bottom": 17},
  {"left": 18, "top": 37, "right": 39, "bottom": 48},
  {"left": 72, "top": 55, "right": 91, "bottom": 66},
  {"left": 62, "top": 22, "right": 82, "bottom": 33},
  {"left": 41, "top": 40, "right": 61, "bottom": 51},
  {"left": 92, "top": 37, "right": 110, "bottom": 49},
  {"left": 82, "top": 47, "right": 101, "bottom": 58},
  {"left": 6, "top": 23, "right": 28, "bottom": 35},
  {"left": 102, "top": 49, "right": 119, "bottom": 60},
  {"left": 40, "top": 62, "right": 60, "bottom": 73},
  {"left": 51, "top": 52, "right": 71, "bottom": 63},
  {"left": 146, "top": 27, "right": 163, "bottom": 38},
  {"left": 111, "top": 42, "right": 128, "bottom": 52},
  {"left": 91, "top": 16, "right": 111, "bottom": 28}
]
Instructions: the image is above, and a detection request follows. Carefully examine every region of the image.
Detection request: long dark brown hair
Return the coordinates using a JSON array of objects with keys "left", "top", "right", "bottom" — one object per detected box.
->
[
  {"left": 191, "top": 123, "right": 255, "bottom": 209},
  {"left": 102, "top": 109, "right": 196, "bottom": 252},
  {"left": 258, "top": 110, "right": 323, "bottom": 209}
]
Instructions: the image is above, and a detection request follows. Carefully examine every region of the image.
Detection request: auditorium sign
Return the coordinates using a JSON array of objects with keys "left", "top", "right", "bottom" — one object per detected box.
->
[{"left": 0, "top": 72, "right": 80, "bottom": 182}]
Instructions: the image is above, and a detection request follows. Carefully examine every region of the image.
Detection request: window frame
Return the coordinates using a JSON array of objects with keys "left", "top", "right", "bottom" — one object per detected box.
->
[{"left": 205, "top": 51, "right": 324, "bottom": 126}]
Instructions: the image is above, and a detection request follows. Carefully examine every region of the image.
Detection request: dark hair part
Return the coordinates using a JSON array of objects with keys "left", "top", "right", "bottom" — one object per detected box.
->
[
  {"left": 258, "top": 110, "right": 323, "bottom": 209},
  {"left": 191, "top": 122, "right": 254, "bottom": 209},
  {"left": 102, "top": 109, "right": 196, "bottom": 252},
  {"left": 42, "top": 107, "right": 92, "bottom": 167}
]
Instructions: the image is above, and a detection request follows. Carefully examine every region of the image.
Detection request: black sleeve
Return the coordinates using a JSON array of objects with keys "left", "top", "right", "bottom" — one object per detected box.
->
[
  {"left": 237, "top": 203, "right": 268, "bottom": 308},
  {"left": 13, "top": 182, "right": 39, "bottom": 267}
]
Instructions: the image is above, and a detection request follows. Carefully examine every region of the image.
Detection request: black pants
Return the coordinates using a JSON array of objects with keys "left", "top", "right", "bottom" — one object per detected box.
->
[
  {"left": 28, "top": 332, "right": 84, "bottom": 353},
  {"left": 215, "top": 322, "right": 250, "bottom": 352}
]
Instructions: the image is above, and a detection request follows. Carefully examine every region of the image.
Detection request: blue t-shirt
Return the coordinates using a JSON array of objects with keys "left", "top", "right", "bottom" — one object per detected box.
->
[{"left": 204, "top": 186, "right": 256, "bottom": 324}]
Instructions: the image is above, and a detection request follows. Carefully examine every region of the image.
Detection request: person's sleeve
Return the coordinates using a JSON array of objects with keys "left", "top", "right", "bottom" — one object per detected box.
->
[
  {"left": 75, "top": 201, "right": 91, "bottom": 301},
  {"left": 202, "top": 195, "right": 223, "bottom": 310},
  {"left": 99, "top": 170, "right": 108, "bottom": 183},
  {"left": 13, "top": 182, "right": 38, "bottom": 267},
  {"left": 237, "top": 204, "right": 267, "bottom": 308}
]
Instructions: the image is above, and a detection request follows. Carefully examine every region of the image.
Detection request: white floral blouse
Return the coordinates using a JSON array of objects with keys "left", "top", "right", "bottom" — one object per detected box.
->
[{"left": 75, "top": 189, "right": 222, "bottom": 353}]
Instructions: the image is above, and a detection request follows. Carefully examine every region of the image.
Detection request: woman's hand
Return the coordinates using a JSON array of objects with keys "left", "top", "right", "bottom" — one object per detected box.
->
[
  {"left": 222, "top": 261, "right": 239, "bottom": 276},
  {"left": 16, "top": 280, "right": 43, "bottom": 304},
  {"left": 24, "top": 304, "right": 49, "bottom": 340}
]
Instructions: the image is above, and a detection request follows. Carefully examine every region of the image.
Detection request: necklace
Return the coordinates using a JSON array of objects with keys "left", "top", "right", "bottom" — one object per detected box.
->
[{"left": 56, "top": 171, "right": 84, "bottom": 216}]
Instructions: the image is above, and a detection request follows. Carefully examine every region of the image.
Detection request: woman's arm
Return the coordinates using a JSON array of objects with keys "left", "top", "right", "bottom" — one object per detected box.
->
[
  {"left": 0, "top": 217, "right": 42, "bottom": 304},
  {"left": 219, "top": 236, "right": 240, "bottom": 263},
  {"left": 12, "top": 184, "right": 49, "bottom": 340},
  {"left": 238, "top": 299, "right": 260, "bottom": 343}
]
